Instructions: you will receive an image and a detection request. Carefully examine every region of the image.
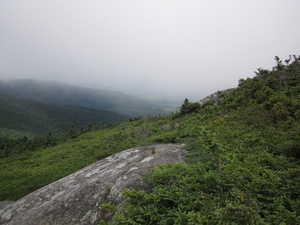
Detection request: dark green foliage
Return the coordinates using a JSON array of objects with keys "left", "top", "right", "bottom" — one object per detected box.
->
[
  {"left": 220, "top": 55, "right": 300, "bottom": 114},
  {"left": 179, "top": 98, "right": 200, "bottom": 115},
  {"left": 0, "top": 133, "right": 57, "bottom": 158}
]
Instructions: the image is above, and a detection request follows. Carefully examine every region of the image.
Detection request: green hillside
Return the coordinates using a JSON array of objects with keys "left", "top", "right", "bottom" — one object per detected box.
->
[
  {"left": 0, "top": 94, "right": 128, "bottom": 139},
  {"left": 0, "top": 80, "right": 166, "bottom": 116},
  {"left": 0, "top": 55, "right": 299, "bottom": 224}
]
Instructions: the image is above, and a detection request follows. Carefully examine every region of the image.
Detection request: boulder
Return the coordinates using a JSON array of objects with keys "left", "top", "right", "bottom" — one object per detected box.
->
[
  {"left": 0, "top": 144, "right": 186, "bottom": 225},
  {"left": 199, "top": 88, "right": 234, "bottom": 106}
]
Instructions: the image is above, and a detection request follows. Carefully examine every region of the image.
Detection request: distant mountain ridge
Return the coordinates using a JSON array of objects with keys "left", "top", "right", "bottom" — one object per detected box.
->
[
  {"left": 0, "top": 94, "right": 128, "bottom": 138},
  {"left": 0, "top": 79, "right": 166, "bottom": 116}
]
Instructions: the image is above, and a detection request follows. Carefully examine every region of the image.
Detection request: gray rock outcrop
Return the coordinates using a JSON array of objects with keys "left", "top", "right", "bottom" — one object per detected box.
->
[
  {"left": 199, "top": 88, "right": 234, "bottom": 106},
  {"left": 0, "top": 144, "right": 187, "bottom": 225}
]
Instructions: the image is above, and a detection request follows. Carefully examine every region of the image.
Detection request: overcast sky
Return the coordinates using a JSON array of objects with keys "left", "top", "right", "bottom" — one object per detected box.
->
[{"left": 0, "top": 0, "right": 299, "bottom": 101}]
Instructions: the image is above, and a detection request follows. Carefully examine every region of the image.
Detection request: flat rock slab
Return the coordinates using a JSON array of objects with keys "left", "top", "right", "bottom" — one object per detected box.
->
[{"left": 0, "top": 144, "right": 186, "bottom": 225}]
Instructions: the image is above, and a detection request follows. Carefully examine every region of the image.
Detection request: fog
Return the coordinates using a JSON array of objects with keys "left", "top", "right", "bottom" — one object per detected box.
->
[{"left": 0, "top": 0, "right": 299, "bottom": 101}]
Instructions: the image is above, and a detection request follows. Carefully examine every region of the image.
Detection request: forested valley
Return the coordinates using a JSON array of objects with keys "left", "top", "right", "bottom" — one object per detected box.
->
[{"left": 1, "top": 56, "right": 299, "bottom": 224}]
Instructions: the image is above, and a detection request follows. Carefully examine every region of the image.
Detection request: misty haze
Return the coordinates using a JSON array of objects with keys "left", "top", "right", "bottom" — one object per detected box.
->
[{"left": 1, "top": 0, "right": 299, "bottom": 101}]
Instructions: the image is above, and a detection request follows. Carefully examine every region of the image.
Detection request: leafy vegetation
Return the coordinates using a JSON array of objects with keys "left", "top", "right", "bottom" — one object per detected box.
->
[{"left": 0, "top": 56, "right": 299, "bottom": 224}]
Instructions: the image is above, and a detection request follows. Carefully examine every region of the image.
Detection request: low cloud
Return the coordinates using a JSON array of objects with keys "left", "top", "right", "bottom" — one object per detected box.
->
[{"left": 1, "top": 0, "right": 299, "bottom": 101}]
